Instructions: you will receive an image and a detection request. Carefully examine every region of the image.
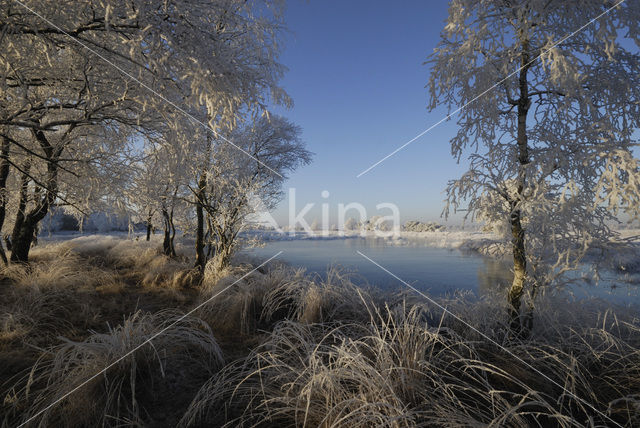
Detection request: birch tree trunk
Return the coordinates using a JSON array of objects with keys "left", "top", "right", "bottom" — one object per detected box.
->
[
  {"left": 162, "top": 207, "right": 176, "bottom": 257},
  {"left": 507, "top": 35, "right": 532, "bottom": 334},
  {"left": 194, "top": 131, "right": 212, "bottom": 272}
]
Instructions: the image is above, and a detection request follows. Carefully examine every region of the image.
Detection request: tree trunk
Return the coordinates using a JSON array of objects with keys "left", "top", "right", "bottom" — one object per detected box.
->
[
  {"left": 169, "top": 211, "right": 176, "bottom": 256},
  {"left": 10, "top": 218, "right": 37, "bottom": 263},
  {"left": 11, "top": 130, "right": 64, "bottom": 263},
  {"left": 146, "top": 214, "right": 152, "bottom": 241},
  {"left": 216, "top": 250, "right": 232, "bottom": 272},
  {"left": 508, "top": 203, "right": 527, "bottom": 333},
  {"left": 214, "top": 239, "right": 232, "bottom": 272},
  {"left": 507, "top": 34, "right": 532, "bottom": 335},
  {"left": 205, "top": 216, "right": 216, "bottom": 259},
  {"left": 10, "top": 159, "right": 32, "bottom": 263},
  {"left": 32, "top": 224, "right": 39, "bottom": 247},
  {"left": 522, "top": 274, "right": 540, "bottom": 338},
  {"left": 0, "top": 135, "right": 11, "bottom": 265},
  {"left": 194, "top": 125, "right": 213, "bottom": 273},
  {"left": 162, "top": 226, "right": 171, "bottom": 256},
  {"left": 194, "top": 173, "right": 207, "bottom": 271},
  {"left": 161, "top": 207, "right": 176, "bottom": 257}
]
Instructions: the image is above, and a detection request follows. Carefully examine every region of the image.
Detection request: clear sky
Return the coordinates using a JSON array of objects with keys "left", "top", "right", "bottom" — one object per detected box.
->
[{"left": 268, "top": 0, "right": 468, "bottom": 226}]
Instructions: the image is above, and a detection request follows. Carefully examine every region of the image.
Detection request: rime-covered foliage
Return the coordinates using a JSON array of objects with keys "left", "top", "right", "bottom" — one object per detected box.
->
[
  {"left": 403, "top": 221, "right": 445, "bottom": 233},
  {"left": 0, "top": 0, "right": 308, "bottom": 265},
  {"left": 197, "top": 114, "right": 311, "bottom": 270},
  {"left": 428, "top": 0, "right": 640, "bottom": 328}
]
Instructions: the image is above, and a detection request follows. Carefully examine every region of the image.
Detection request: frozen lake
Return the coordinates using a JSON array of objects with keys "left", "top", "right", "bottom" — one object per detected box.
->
[{"left": 244, "top": 237, "right": 640, "bottom": 306}]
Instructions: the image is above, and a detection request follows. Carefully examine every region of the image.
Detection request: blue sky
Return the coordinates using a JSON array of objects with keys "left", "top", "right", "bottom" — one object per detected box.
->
[{"left": 268, "top": 0, "right": 467, "bottom": 226}]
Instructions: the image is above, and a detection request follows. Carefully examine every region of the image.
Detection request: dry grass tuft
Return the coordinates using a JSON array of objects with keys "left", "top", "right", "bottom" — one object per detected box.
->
[
  {"left": 182, "top": 292, "right": 640, "bottom": 427},
  {"left": 197, "top": 270, "right": 268, "bottom": 336},
  {"left": 139, "top": 254, "right": 185, "bottom": 287},
  {"left": 170, "top": 267, "right": 203, "bottom": 289},
  {"left": 0, "top": 287, "right": 84, "bottom": 344},
  {"left": 196, "top": 264, "right": 374, "bottom": 338},
  {"left": 6, "top": 310, "right": 224, "bottom": 427},
  {"left": 0, "top": 248, "right": 116, "bottom": 344},
  {"left": 97, "top": 238, "right": 195, "bottom": 290},
  {"left": 2, "top": 249, "right": 116, "bottom": 291},
  {"left": 261, "top": 266, "right": 375, "bottom": 325}
]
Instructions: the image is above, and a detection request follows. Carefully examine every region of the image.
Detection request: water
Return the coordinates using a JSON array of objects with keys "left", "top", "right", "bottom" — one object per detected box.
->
[{"left": 243, "top": 237, "right": 640, "bottom": 306}]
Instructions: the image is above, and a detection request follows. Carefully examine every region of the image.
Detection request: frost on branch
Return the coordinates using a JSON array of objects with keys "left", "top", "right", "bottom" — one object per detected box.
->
[
  {"left": 429, "top": 0, "right": 640, "bottom": 328},
  {"left": 0, "top": 0, "right": 293, "bottom": 263},
  {"left": 402, "top": 221, "right": 445, "bottom": 233}
]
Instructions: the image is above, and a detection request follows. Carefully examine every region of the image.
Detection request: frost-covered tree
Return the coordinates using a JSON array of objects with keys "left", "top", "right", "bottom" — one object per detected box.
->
[
  {"left": 343, "top": 217, "right": 360, "bottom": 231},
  {"left": 429, "top": 0, "right": 640, "bottom": 332},
  {"left": 127, "top": 151, "right": 163, "bottom": 242},
  {"left": 0, "top": 0, "right": 290, "bottom": 262},
  {"left": 127, "top": 131, "right": 192, "bottom": 255},
  {"left": 198, "top": 114, "right": 311, "bottom": 271}
]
